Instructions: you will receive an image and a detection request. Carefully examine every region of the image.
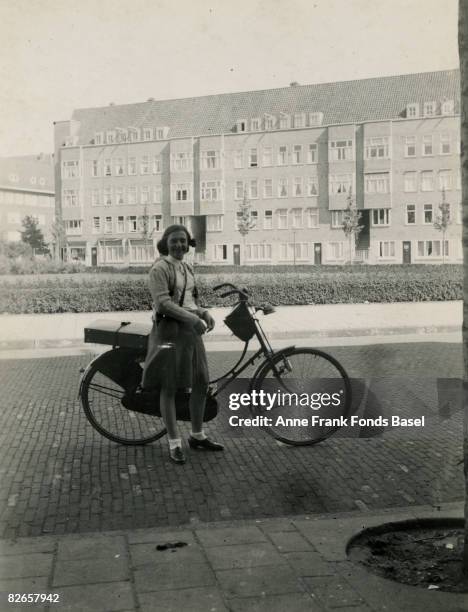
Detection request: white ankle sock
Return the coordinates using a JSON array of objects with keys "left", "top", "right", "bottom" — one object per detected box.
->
[
  {"left": 190, "top": 431, "right": 207, "bottom": 441},
  {"left": 168, "top": 438, "right": 182, "bottom": 450}
]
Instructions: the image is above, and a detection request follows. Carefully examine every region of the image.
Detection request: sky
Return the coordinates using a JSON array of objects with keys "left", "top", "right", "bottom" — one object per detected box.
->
[{"left": 0, "top": 0, "right": 459, "bottom": 157}]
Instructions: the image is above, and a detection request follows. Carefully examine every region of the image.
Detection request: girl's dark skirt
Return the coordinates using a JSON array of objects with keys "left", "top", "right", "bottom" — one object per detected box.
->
[{"left": 142, "top": 318, "right": 209, "bottom": 392}]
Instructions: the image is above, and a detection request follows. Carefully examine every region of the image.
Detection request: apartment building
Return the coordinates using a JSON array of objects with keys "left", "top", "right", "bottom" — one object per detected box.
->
[
  {"left": 0, "top": 154, "right": 55, "bottom": 244},
  {"left": 54, "top": 69, "right": 461, "bottom": 266}
]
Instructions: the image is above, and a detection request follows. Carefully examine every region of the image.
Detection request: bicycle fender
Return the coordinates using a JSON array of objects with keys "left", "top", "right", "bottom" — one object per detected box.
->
[
  {"left": 248, "top": 345, "right": 296, "bottom": 390},
  {"left": 78, "top": 347, "right": 142, "bottom": 399},
  {"left": 78, "top": 349, "right": 113, "bottom": 399}
]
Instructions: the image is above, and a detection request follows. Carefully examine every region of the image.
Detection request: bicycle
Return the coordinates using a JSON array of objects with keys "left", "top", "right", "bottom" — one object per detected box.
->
[{"left": 79, "top": 283, "right": 352, "bottom": 447}]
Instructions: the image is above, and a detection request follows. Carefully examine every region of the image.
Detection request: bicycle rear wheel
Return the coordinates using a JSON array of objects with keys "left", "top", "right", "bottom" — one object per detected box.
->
[
  {"left": 80, "top": 348, "right": 166, "bottom": 445},
  {"left": 251, "top": 347, "right": 352, "bottom": 446}
]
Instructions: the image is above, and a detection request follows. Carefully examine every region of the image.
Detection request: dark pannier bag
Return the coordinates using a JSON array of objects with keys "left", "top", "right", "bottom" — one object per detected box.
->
[{"left": 224, "top": 302, "right": 256, "bottom": 342}]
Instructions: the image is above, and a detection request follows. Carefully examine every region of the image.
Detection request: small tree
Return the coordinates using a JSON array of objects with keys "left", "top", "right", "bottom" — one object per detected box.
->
[
  {"left": 140, "top": 205, "right": 155, "bottom": 261},
  {"left": 20, "top": 215, "right": 49, "bottom": 256},
  {"left": 433, "top": 189, "right": 452, "bottom": 264},
  {"left": 341, "top": 189, "right": 363, "bottom": 264},
  {"left": 237, "top": 191, "right": 256, "bottom": 263}
]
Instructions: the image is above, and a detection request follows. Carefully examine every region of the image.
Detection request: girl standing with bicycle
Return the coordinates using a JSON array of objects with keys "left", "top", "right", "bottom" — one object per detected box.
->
[{"left": 142, "top": 224, "right": 224, "bottom": 464}]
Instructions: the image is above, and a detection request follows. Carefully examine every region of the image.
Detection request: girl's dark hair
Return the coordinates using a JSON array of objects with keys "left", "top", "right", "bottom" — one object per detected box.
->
[{"left": 156, "top": 224, "right": 196, "bottom": 255}]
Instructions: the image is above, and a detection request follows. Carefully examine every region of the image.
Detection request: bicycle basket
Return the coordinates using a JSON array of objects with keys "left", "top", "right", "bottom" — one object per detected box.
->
[{"left": 224, "top": 301, "right": 256, "bottom": 342}]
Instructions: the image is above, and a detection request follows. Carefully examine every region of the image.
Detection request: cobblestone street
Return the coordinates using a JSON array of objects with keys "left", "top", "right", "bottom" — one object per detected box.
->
[{"left": 0, "top": 342, "right": 463, "bottom": 539}]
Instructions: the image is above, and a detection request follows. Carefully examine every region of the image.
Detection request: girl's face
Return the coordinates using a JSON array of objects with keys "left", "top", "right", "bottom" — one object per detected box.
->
[{"left": 167, "top": 230, "right": 188, "bottom": 260}]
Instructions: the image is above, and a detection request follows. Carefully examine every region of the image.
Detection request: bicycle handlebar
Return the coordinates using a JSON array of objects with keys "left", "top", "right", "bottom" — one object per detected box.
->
[{"left": 213, "top": 283, "right": 249, "bottom": 300}]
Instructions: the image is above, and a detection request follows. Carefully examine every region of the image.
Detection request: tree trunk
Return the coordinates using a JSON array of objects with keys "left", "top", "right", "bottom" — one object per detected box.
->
[{"left": 459, "top": 0, "right": 468, "bottom": 575}]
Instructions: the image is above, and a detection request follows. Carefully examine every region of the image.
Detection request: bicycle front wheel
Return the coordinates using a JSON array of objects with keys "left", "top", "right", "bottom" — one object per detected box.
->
[
  {"left": 251, "top": 347, "right": 352, "bottom": 446},
  {"left": 80, "top": 348, "right": 166, "bottom": 445}
]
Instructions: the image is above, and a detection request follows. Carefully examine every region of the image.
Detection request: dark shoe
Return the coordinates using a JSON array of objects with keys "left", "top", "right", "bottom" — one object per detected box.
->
[
  {"left": 188, "top": 436, "right": 224, "bottom": 451},
  {"left": 169, "top": 446, "right": 186, "bottom": 464}
]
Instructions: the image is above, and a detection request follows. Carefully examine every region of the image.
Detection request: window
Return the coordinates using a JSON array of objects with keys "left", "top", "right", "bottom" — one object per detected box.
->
[
  {"left": 439, "top": 170, "right": 453, "bottom": 191},
  {"left": 329, "top": 140, "right": 353, "bottom": 161},
  {"left": 328, "top": 242, "right": 344, "bottom": 259},
  {"left": 405, "top": 136, "right": 416, "bottom": 157},
  {"left": 305, "top": 208, "right": 319, "bottom": 228},
  {"left": 62, "top": 160, "right": 79, "bottom": 178},
  {"left": 331, "top": 211, "right": 345, "bottom": 228},
  {"left": 213, "top": 244, "right": 228, "bottom": 261},
  {"left": 306, "top": 177, "right": 319, "bottom": 197},
  {"left": 91, "top": 189, "right": 100, "bottom": 206},
  {"left": 406, "top": 204, "right": 416, "bottom": 224},
  {"left": 94, "top": 133, "right": 103, "bottom": 145},
  {"left": 173, "top": 183, "right": 191, "bottom": 201},
  {"left": 100, "top": 243, "right": 124, "bottom": 263},
  {"left": 104, "top": 216, "right": 113, "bottom": 234},
  {"left": 102, "top": 159, "right": 111, "bottom": 177},
  {"left": 307, "top": 144, "right": 318, "bottom": 163},
  {"left": 115, "top": 188, "right": 125, "bottom": 206},
  {"left": 65, "top": 220, "right": 82, "bottom": 236},
  {"left": 156, "top": 128, "right": 166, "bottom": 140},
  {"left": 440, "top": 133, "right": 451, "bottom": 155},
  {"left": 294, "top": 113, "right": 305, "bottom": 128},
  {"left": 404, "top": 172, "right": 417, "bottom": 192},
  {"left": 278, "top": 178, "right": 288, "bottom": 198},
  {"left": 292, "top": 145, "right": 302, "bottom": 164},
  {"left": 128, "top": 215, "right": 137, "bottom": 232},
  {"left": 206, "top": 215, "right": 223, "bottom": 231},
  {"left": 251, "top": 118, "right": 261, "bottom": 131},
  {"left": 129, "top": 242, "right": 155, "bottom": 263},
  {"left": 262, "top": 147, "right": 273, "bottom": 167},
  {"left": 309, "top": 112, "right": 324, "bottom": 126},
  {"left": 277, "top": 146, "right": 288, "bottom": 165},
  {"left": 143, "top": 128, "right": 153, "bottom": 141},
  {"left": 140, "top": 156, "right": 150, "bottom": 175},
  {"left": 63, "top": 189, "right": 78, "bottom": 207},
  {"left": 264, "top": 210, "right": 273, "bottom": 229},
  {"left": 104, "top": 188, "right": 112, "bottom": 206},
  {"left": 406, "top": 103, "right": 419, "bottom": 118},
  {"left": 233, "top": 150, "right": 243, "bottom": 168},
  {"left": 263, "top": 179, "right": 273, "bottom": 198},
  {"left": 364, "top": 173, "right": 390, "bottom": 194},
  {"left": 372, "top": 209, "right": 391, "bottom": 226},
  {"left": 128, "top": 158, "right": 137, "bottom": 175},
  {"left": 421, "top": 171, "right": 434, "bottom": 191},
  {"left": 418, "top": 240, "right": 449, "bottom": 257},
  {"left": 441, "top": 100, "right": 454, "bottom": 115},
  {"left": 279, "top": 114, "right": 290, "bottom": 129},
  {"left": 293, "top": 177, "right": 303, "bottom": 197},
  {"left": 92, "top": 217, "right": 101, "bottom": 234},
  {"left": 264, "top": 115, "right": 275, "bottom": 130},
  {"left": 280, "top": 243, "right": 309, "bottom": 261},
  {"left": 171, "top": 152, "right": 191, "bottom": 171},
  {"left": 150, "top": 214, "right": 163, "bottom": 232},
  {"left": 423, "top": 101, "right": 436, "bottom": 116},
  {"left": 379, "top": 241, "right": 396, "bottom": 258},
  {"left": 277, "top": 209, "right": 288, "bottom": 229},
  {"left": 235, "top": 181, "right": 245, "bottom": 200},
  {"left": 127, "top": 186, "right": 137, "bottom": 205},
  {"left": 250, "top": 210, "right": 258, "bottom": 227},
  {"left": 364, "top": 137, "right": 389, "bottom": 159},
  {"left": 106, "top": 131, "right": 116, "bottom": 144},
  {"left": 249, "top": 148, "right": 258, "bottom": 168},
  {"left": 91, "top": 160, "right": 99, "bottom": 177},
  {"left": 152, "top": 156, "right": 162, "bottom": 174},
  {"left": 201, "top": 181, "right": 222, "bottom": 201},
  {"left": 249, "top": 180, "right": 258, "bottom": 199},
  {"left": 201, "top": 150, "right": 220, "bottom": 169},
  {"left": 422, "top": 135, "right": 433, "bottom": 156},
  {"left": 329, "top": 174, "right": 353, "bottom": 195},
  {"left": 116, "top": 216, "right": 125, "bottom": 233},
  {"left": 114, "top": 158, "right": 124, "bottom": 176},
  {"left": 140, "top": 185, "right": 150, "bottom": 205},
  {"left": 153, "top": 185, "right": 162, "bottom": 204},
  {"left": 246, "top": 244, "right": 272, "bottom": 261},
  {"left": 423, "top": 204, "right": 433, "bottom": 224},
  {"left": 128, "top": 128, "right": 139, "bottom": 142},
  {"left": 290, "top": 208, "right": 303, "bottom": 228}
]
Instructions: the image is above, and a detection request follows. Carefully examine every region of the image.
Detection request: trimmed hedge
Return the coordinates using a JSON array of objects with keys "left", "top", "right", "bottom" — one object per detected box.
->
[{"left": 0, "top": 265, "right": 462, "bottom": 314}]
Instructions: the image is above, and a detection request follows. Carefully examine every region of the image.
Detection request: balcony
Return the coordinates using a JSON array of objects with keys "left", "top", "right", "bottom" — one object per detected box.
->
[{"left": 170, "top": 200, "right": 194, "bottom": 216}]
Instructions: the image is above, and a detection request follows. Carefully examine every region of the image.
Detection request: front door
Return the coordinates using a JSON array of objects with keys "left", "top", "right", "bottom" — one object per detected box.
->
[
  {"left": 314, "top": 243, "right": 322, "bottom": 265},
  {"left": 91, "top": 247, "right": 98, "bottom": 267},
  {"left": 402, "top": 241, "right": 411, "bottom": 264},
  {"left": 233, "top": 244, "right": 241, "bottom": 266}
]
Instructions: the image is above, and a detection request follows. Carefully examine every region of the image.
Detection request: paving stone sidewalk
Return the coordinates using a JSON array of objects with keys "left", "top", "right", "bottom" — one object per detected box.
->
[{"left": 0, "top": 503, "right": 465, "bottom": 612}]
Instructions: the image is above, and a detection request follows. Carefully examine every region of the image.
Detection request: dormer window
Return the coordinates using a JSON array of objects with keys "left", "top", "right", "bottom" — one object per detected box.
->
[
  {"left": 128, "top": 128, "right": 139, "bottom": 142},
  {"left": 106, "top": 130, "right": 116, "bottom": 144},
  {"left": 308, "top": 112, "right": 324, "bottom": 126},
  {"left": 406, "top": 103, "right": 419, "bottom": 119},
  {"left": 441, "top": 99, "right": 455, "bottom": 115},
  {"left": 294, "top": 113, "right": 305, "bottom": 128},
  {"left": 279, "top": 113, "right": 290, "bottom": 129},
  {"left": 264, "top": 115, "right": 276, "bottom": 130},
  {"left": 423, "top": 102, "right": 436, "bottom": 117},
  {"left": 251, "top": 118, "right": 261, "bottom": 131},
  {"left": 116, "top": 129, "right": 127, "bottom": 143},
  {"left": 156, "top": 127, "right": 169, "bottom": 140},
  {"left": 236, "top": 120, "right": 247, "bottom": 133},
  {"left": 143, "top": 128, "right": 153, "bottom": 141},
  {"left": 94, "top": 133, "right": 103, "bottom": 145}
]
